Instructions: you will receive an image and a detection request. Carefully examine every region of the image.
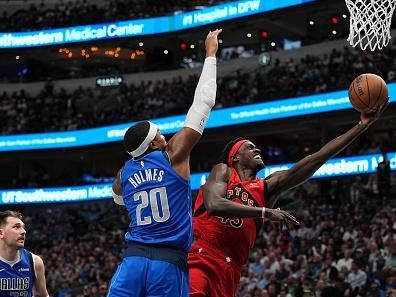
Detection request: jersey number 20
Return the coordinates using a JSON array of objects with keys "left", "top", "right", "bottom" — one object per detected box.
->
[{"left": 134, "top": 187, "right": 170, "bottom": 225}]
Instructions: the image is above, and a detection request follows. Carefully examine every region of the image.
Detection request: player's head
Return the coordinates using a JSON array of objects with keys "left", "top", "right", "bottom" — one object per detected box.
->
[
  {"left": 124, "top": 121, "right": 166, "bottom": 159},
  {"left": 0, "top": 210, "right": 26, "bottom": 249},
  {"left": 222, "top": 138, "right": 264, "bottom": 172}
]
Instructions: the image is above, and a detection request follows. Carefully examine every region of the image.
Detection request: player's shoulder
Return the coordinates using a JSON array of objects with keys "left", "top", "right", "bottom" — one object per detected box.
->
[
  {"left": 209, "top": 163, "right": 231, "bottom": 181},
  {"left": 30, "top": 253, "right": 45, "bottom": 269},
  {"left": 211, "top": 163, "right": 229, "bottom": 174}
]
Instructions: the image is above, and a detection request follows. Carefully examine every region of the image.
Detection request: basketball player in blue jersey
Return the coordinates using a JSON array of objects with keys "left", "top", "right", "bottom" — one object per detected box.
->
[
  {"left": 107, "top": 29, "right": 222, "bottom": 297},
  {"left": 0, "top": 211, "right": 48, "bottom": 297}
]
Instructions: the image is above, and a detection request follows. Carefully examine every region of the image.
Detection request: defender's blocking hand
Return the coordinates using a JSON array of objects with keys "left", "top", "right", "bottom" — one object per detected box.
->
[{"left": 205, "top": 29, "right": 222, "bottom": 57}]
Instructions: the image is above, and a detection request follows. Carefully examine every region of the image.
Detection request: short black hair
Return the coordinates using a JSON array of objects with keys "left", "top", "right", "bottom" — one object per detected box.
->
[
  {"left": 221, "top": 137, "right": 246, "bottom": 164},
  {"left": 123, "top": 121, "right": 151, "bottom": 153}
]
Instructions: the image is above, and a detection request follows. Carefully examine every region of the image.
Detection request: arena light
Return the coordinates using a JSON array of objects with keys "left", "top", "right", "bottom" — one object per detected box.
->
[
  {"left": 259, "top": 52, "right": 271, "bottom": 66},
  {"left": 96, "top": 75, "right": 124, "bottom": 87},
  {"left": 271, "top": 42, "right": 276, "bottom": 47},
  {"left": 309, "top": 20, "right": 315, "bottom": 25},
  {"left": 247, "top": 33, "right": 252, "bottom": 38},
  {"left": 261, "top": 31, "right": 268, "bottom": 38},
  {"left": 342, "top": 14, "right": 347, "bottom": 19},
  {"left": 190, "top": 44, "right": 195, "bottom": 49},
  {"left": 180, "top": 42, "right": 187, "bottom": 49},
  {"left": 15, "top": 55, "right": 20, "bottom": 60},
  {"left": 331, "top": 17, "right": 339, "bottom": 24},
  {"left": 219, "top": 39, "right": 223, "bottom": 44},
  {"left": 138, "top": 42, "right": 144, "bottom": 47},
  {"left": 332, "top": 30, "right": 337, "bottom": 35},
  {"left": 164, "top": 49, "right": 169, "bottom": 54}
]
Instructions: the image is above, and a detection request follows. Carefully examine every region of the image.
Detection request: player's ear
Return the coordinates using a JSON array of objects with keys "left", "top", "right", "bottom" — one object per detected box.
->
[
  {"left": 150, "top": 138, "right": 162, "bottom": 150},
  {"left": 230, "top": 155, "right": 240, "bottom": 164},
  {"left": 149, "top": 141, "right": 157, "bottom": 149}
]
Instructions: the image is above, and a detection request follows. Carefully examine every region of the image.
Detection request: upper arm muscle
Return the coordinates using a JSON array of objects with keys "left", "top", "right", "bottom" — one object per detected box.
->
[
  {"left": 203, "top": 164, "right": 229, "bottom": 204},
  {"left": 112, "top": 167, "right": 123, "bottom": 195},
  {"left": 168, "top": 127, "right": 201, "bottom": 164},
  {"left": 33, "top": 254, "right": 48, "bottom": 297},
  {"left": 166, "top": 127, "right": 202, "bottom": 179}
]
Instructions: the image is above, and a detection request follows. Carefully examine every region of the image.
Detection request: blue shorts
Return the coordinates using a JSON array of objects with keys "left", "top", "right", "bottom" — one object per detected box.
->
[{"left": 107, "top": 256, "right": 189, "bottom": 297}]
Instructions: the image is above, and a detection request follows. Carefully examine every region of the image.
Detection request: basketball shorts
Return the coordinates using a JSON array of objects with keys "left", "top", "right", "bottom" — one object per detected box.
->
[
  {"left": 188, "top": 241, "right": 242, "bottom": 297},
  {"left": 107, "top": 256, "right": 189, "bottom": 297}
]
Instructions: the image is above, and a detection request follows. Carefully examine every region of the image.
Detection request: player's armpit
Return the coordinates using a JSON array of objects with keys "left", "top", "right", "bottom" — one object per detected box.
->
[{"left": 33, "top": 254, "right": 49, "bottom": 297}]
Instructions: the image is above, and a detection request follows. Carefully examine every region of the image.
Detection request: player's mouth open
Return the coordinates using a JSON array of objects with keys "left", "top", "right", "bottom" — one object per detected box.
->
[{"left": 254, "top": 155, "right": 261, "bottom": 160}]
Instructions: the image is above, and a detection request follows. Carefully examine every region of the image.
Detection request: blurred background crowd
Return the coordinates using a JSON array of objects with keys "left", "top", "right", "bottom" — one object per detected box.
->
[{"left": 2, "top": 43, "right": 396, "bottom": 136}]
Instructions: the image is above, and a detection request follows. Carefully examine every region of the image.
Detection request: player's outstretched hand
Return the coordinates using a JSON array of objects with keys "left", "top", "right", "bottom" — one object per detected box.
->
[
  {"left": 205, "top": 29, "right": 222, "bottom": 57},
  {"left": 360, "top": 98, "right": 390, "bottom": 126},
  {"left": 265, "top": 208, "right": 300, "bottom": 226}
]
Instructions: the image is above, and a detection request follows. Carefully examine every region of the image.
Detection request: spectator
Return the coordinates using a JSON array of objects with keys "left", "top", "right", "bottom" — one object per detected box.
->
[
  {"left": 249, "top": 252, "right": 265, "bottom": 277},
  {"left": 336, "top": 249, "right": 353, "bottom": 272},
  {"left": 377, "top": 152, "right": 391, "bottom": 199},
  {"left": 367, "top": 279, "right": 386, "bottom": 297},
  {"left": 346, "top": 260, "right": 367, "bottom": 291}
]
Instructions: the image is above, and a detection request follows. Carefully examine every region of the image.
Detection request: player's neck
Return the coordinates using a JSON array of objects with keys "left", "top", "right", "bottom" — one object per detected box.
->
[
  {"left": 0, "top": 244, "right": 21, "bottom": 262},
  {"left": 236, "top": 168, "right": 256, "bottom": 181}
]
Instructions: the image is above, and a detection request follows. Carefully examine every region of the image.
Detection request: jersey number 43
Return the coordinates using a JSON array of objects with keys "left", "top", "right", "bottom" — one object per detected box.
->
[{"left": 133, "top": 187, "right": 170, "bottom": 226}]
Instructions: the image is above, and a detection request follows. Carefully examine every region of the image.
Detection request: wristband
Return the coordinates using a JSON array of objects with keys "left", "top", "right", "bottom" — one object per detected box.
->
[
  {"left": 261, "top": 207, "right": 266, "bottom": 218},
  {"left": 358, "top": 121, "right": 367, "bottom": 130}
]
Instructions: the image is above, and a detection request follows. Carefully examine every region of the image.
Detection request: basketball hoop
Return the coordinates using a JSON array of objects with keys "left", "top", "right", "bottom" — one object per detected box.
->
[{"left": 345, "top": 0, "right": 396, "bottom": 51}]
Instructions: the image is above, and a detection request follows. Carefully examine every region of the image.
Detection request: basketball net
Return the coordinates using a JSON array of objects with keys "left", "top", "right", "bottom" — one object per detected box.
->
[{"left": 345, "top": 0, "right": 396, "bottom": 51}]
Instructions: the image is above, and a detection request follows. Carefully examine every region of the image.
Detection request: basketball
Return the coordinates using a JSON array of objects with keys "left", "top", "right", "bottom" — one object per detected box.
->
[{"left": 348, "top": 73, "right": 388, "bottom": 113}]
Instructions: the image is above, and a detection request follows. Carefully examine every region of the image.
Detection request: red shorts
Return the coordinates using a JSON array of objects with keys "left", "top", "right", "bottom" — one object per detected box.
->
[{"left": 188, "top": 241, "right": 242, "bottom": 297}]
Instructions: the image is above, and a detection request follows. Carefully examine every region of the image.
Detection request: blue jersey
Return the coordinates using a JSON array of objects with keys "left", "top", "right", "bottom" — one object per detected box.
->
[
  {"left": 0, "top": 249, "right": 35, "bottom": 297},
  {"left": 121, "top": 150, "right": 193, "bottom": 253}
]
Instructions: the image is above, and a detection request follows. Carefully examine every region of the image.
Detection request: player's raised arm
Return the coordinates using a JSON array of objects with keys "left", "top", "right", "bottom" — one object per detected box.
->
[
  {"left": 265, "top": 100, "right": 389, "bottom": 202},
  {"left": 167, "top": 29, "right": 221, "bottom": 166},
  {"left": 203, "top": 164, "right": 299, "bottom": 225}
]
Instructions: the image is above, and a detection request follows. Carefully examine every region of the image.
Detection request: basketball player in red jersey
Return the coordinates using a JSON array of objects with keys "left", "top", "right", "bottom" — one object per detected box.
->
[{"left": 189, "top": 100, "right": 389, "bottom": 297}]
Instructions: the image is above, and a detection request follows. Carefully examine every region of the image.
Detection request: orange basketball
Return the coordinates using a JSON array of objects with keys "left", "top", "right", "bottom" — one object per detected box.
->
[{"left": 348, "top": 73, "right": 388, "bottom": 113}]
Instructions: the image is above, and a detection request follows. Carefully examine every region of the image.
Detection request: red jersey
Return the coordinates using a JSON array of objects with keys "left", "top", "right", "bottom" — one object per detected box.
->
[{"left": 193, "top": 168, "right": 266, "bottom": 267}]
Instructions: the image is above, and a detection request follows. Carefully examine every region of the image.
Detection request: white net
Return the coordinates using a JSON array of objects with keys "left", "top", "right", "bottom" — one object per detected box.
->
[{"left": 346, "top": 0, "right": 396, "bottom": 51}]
